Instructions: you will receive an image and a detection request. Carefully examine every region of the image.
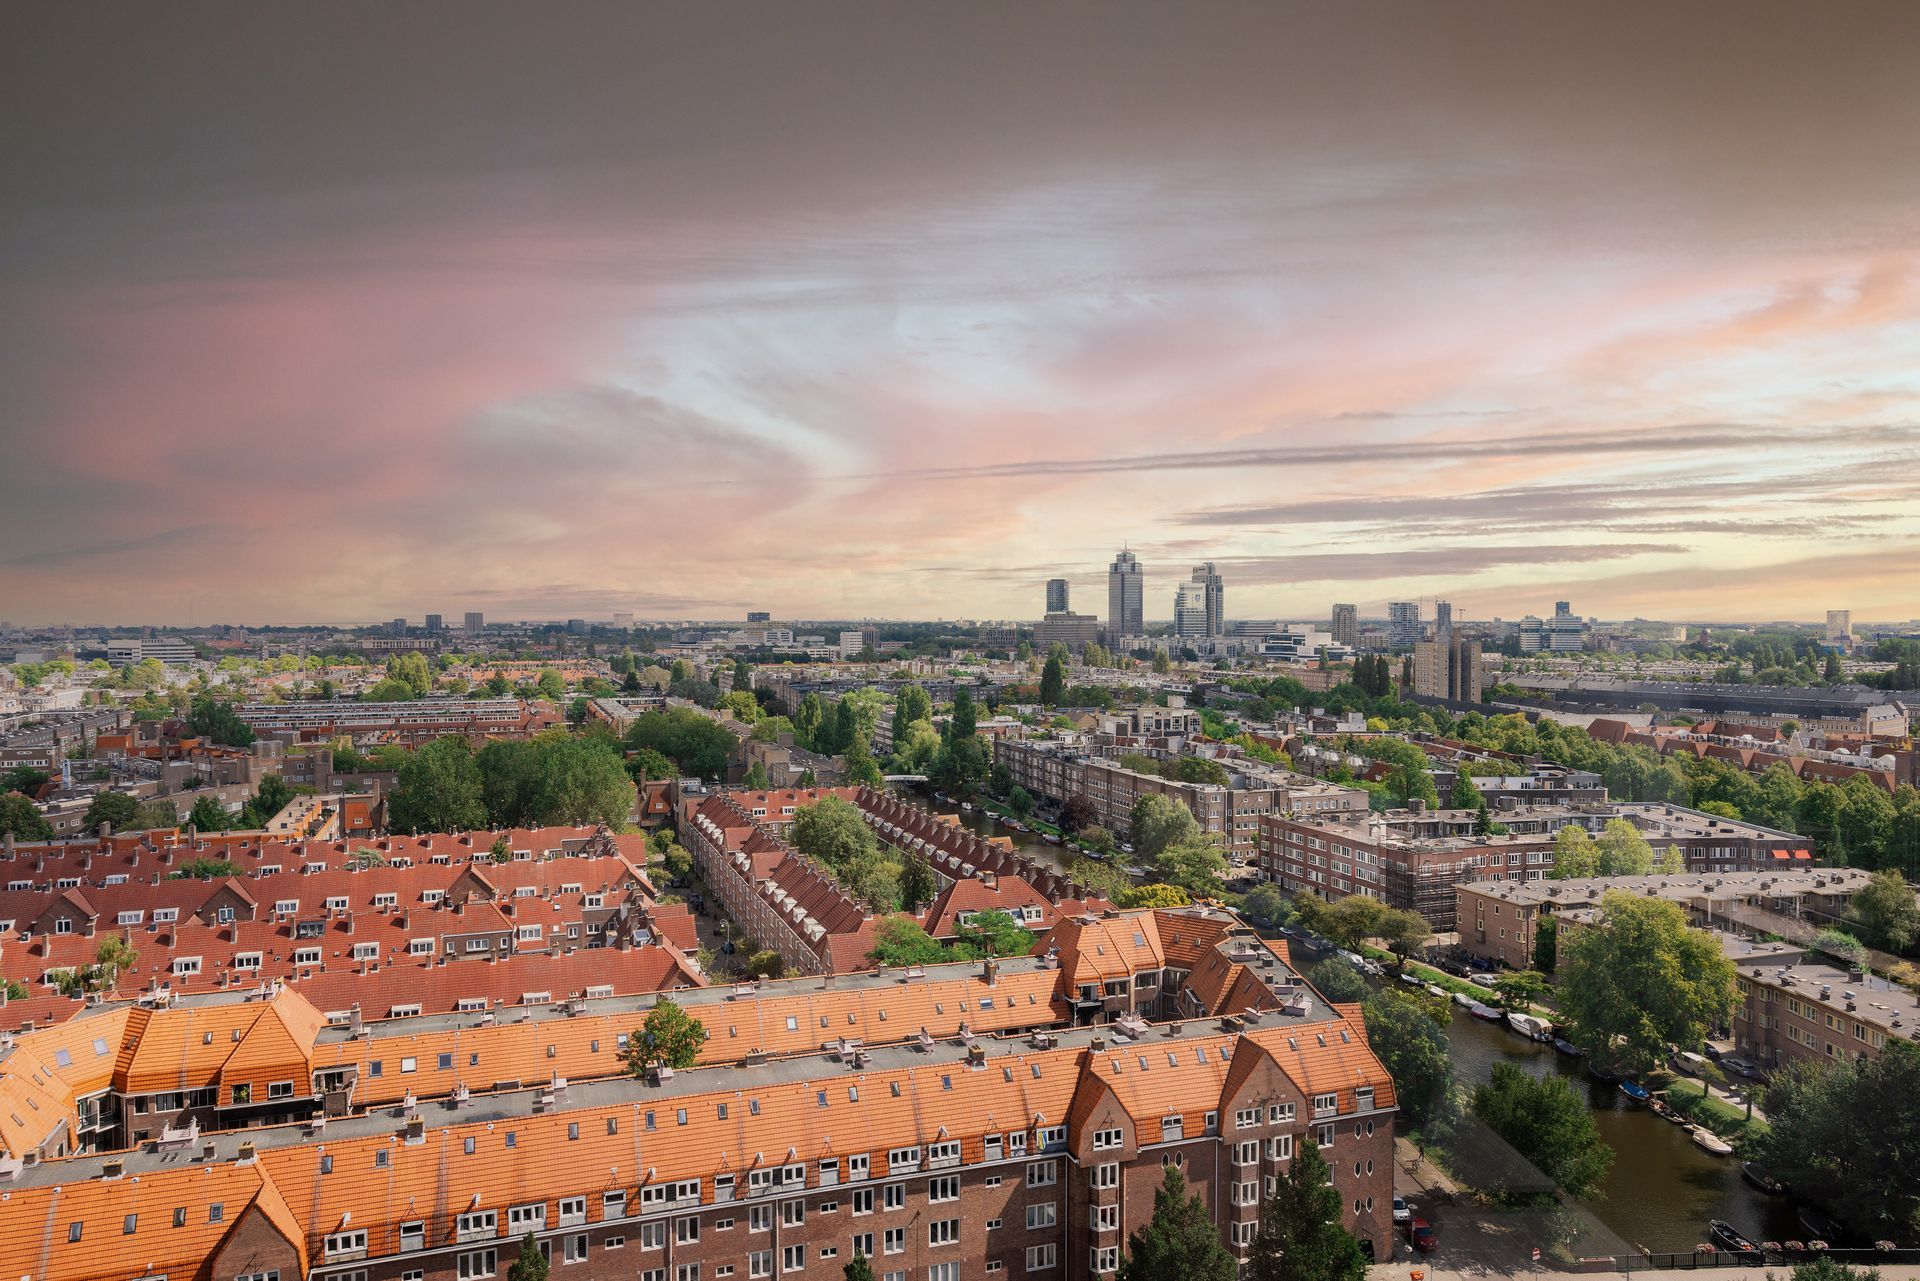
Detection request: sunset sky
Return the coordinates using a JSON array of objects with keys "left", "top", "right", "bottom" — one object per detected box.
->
[{"left": 5, "top": 2, "right": 1920, "bottom": 627}]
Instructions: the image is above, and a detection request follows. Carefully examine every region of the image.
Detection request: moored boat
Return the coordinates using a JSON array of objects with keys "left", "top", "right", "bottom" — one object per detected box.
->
[
  {"left": 1453, "top": 992, "right": 1474, "bottom": 1008},
  {"left": 1742, "top": 1162, "right": 1786, "bottom": 1195},
  {"left": 1042, "top": 832, "right": 1062, "bottom": 844},
  {"left": 1552, "top": 1037, "right": 1582, "bottom": 1057},
  {"left": 1507, "top": 1011, "right": 1551, "bottom": 1041},
  {"left": 1709, "top": 1220, "right": 1759, "bottom": 1253},
  {"left": 1588, "top": 1062, "right": 1621, "bottom": 1084},
  {"left": 1468, "top": 1001, "right": 1503, "bottom": 1021},
  {"left": 1691, "top": 1127, "right": 1735, "bottom": 1156},
  {"left": 1619, "top": 1079, "right": 1651, "bottom": 1104},
  {"left": 1799, "top": 1207, "right": 1845, "bottom": 1245}
]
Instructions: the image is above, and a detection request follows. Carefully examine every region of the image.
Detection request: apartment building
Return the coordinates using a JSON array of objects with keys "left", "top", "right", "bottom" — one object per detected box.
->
[
  {"left": 1454, "top": 867, "right": 1874, "bottom": 971},
  {"left": 236, "top": 699, "right": 561, "bottom": 747},
  {"left": 0, "top": 976, "right": 1396, "bottom": 1281},
  {"left": 1734, "top": 955, "right": 1920, "bottom": 1072}
]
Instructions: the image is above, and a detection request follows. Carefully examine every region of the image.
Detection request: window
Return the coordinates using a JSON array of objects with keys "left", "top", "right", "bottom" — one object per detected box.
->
[
  {"left": 458, "top": 1211, "right": 497, "bottom": 1243},
  {"left": 1026, "top": 1161, "right": 1057, "bottom": 1187},
  {"left": 852, "top": 1233, "right": 875, "bottom": 1258},
  {"left": 928, "top": 1176, "right": 959, "bottom": 1203},
  {"left": 1266, "top": 1135, "right": 1293, "bottom": 1161},
  {"left": 325, "top": 1231, "right": 368, "bottom": 1258},
  {"left": 1267, "top": 1103, "right": 1295, "bottom": 1123},
  {"left": 1312, "top": 1092, "right": 1338, "bottom": 1117},
  {"left": 1025, "top": 1245, "right": 1057, "bottom": 1272},
  {"left": 1233, "top": 1141, "right": 1258, "bottom": 1165},
  {"left": 749, "top": 1253, "right": 772, "bottom": 1280},
  {"left": 852, "top": 1189, "right": 874, "bottom": 1215},
  {"left": 559, "top": 1197, "right": 586, "bottom": 1228},
  {"left": 883, "top": 1185, "right": 905, "bottom": 1211},
  {"left": 848, "top": 1154, "right": 869, "bottom": 1181},
  {"left": 928, "top": 1219, "right": 960, "bottom": 1247},
  {"left": 884, "top": 1228, "right": 906, "bottom": 1255},
  {"left": 603, "top": 1191, "right": 627, "bottom": 1218},
  {"left": 1316, "top": 1124, "right": 1335, "bottom": 1148},
  {"left": 1091, "top": 1247, "right": 1120, "bottom": 1274},
  {"left": 563, "top": 1236, "right": 588, "bottom": 1265},
  {"left": 1091, "top": 1127, "right": 1122, "bottom": 1151},
  {"left": 749, "top": 1206, "right": 772, "bottom": 1233},
  {"left": 458, "top": 1251, "right": 497, "bottom": 1280},
  {"left": 1027, "top": 1202, "right": 1057, "bottom": 1230},
  {"left": 782, "top": 1245, "right": 806, "bottom": 1273},
  {"left": 677, "top": 1218, "right": 700, "bottom": 1244},
  {"left": 781, "top": 1201, "right": 805, "bottom": 1227},
  {"left": 1234, "top": 1107, "right": 1260, "bottom": 1130},
  {"left": 1090, "top": 1163, "right": 1118, "bottom": 1189},
  {"left": 1232, "top": 1221, "right": 1257, "bottom": 1247},
  {"left": 1091, "top": 1204, "right": 1119, "bottom": 1230},
  {"left": 640, "top": 1223, "right": 666, "bottom": 1250},
  {"left": 508, "top": 1204, "right": 545, "bottom": 1233},
  {"left": 677, "top": 1267, "right": 701, "bottom": 1281},
  {"left": 400, "top": 1222, "right": 425, "bottom": 1252}
]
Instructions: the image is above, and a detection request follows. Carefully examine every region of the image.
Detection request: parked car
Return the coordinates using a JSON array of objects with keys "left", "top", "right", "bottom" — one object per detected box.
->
[
  {"left": 1393, "top": 1195, "right": 1413, "bottom": 1226},
  {"left": 1406, "top": 1218, "right": 1437, "bottom": 1252},
  {"left": 1469, "top": 972, "right": 1499, "bottom": 989},
  {"left": 1721, "top": 1055, "right": 1759, "bottom": 1079}
]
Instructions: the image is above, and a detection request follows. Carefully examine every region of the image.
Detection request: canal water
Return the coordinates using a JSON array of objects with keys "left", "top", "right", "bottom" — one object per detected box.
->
[
  {"left": 915, "top": 794, "right": 1072, "bottom": 876},
  {"left": 1440, "top": 997, "right": 1803, "bottom": 1254}
]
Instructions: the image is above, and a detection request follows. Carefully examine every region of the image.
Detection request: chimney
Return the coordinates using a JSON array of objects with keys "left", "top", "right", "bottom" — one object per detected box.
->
[
  {"left": 98, "top": 822, "right": 111, "bottom": 838},
  {"left": 983, "top": 957, "right": 999, "bottom": 987}
]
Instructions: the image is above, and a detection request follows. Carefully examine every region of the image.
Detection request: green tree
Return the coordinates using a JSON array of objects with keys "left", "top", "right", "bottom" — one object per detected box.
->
[
  {"left": 1377, "top": 908, "right": 1431, "bottom": 966},
  {"left": 1156, "top": 834, "right": 1228, "bottom": 898},
  {"left": 1556, "top": 891, "right": 1737, "bottom": 1075},
  {"left": 1117, "top": 1164, "right": 1237, "bottom": 1281},
  {"left": 792, "top": 795, "right": 879, "bottom": 869},
  {"left": 1753, "top": 1042, "right": 1920, "bottom": 1239},
  {"left": 898, "top": 855, "right": 938, "bottom": 912},
  {"left": 1246, "top": 1140, "right": 1367, "bottom": 1281},
  {"left": 362, "top": 676, "right": 418, "bottom": 702},
  {"left": 1039, "top": 654, "right": 1067, "bottom": 707},
  {"left": 1468, "top": 1061, "right": 1613, "bottom": 1201},
  {"left": 186, "top": 696, "right": 256, "bottom": 747},
  {"left": 1240, "top": 883, "right": 1293, "bottom": 926},
  {"left": 1448, "top": 771, "right": 1480, "bottom": 810},
  {"left": 1119, "top": 883, "right": 1192, "bottom": 909},
  {"left": 841, "top": 731, "right": 886, "bottom": 788},
  {"left": 535, "top": 668, "right": 567, "bottom": 701},
  {"left": 1849, "top": 868, "right": 1920, "bottom": 954},
  {"left": 489, "top": 835, "right": 513, "bottom": 863},
  {"left": 388, "top": 737, "right": 489, "bottom": 833},
  {"left": 719, "top": 689, "right": 760, "bottom": 722},
  {"left": 742, "top": 949, "right": 786, "bottom": 979},
  {"left": 82, "top": 791, "right": 140, "bottom": 832},
  {"left": 742, "top": 761, "right": 770, "bottom": 789},
  {"left": 0, "top": 793, "right": 53, "bottom": 840},
  {"left": 1316, "top": 895, "right": 1388, "bottom": 951},
  {"left": 625, "top": 708, "right": 738, "bottom": 781},
  {"left": 239, "top": 772, "right": 296, "bottom": 828},
  {"left": 843, "top": 1253, "right": 876, "bottom": 1281},
  {"left": 1593, "top": 817, "right": 1654, "bottom": 875},
  {"left": 1550, "top": 824, "right": 1599, "bottom": 878},
  {"left": 1129, "top": 794, "right": 1200, "bottom": 860},
  {"left": 844, "top": 850, "right": 902, "bottom": 913},
  {"left": 628, "top": 746, "right": 677, "bottom": 783},
  {"left": 1533, "top": 914, "right": 1558, "bottom": 972},
  {"left": 385, "top": 652, "right": 435, "bottom": 698},
  {"left": 867, "top": 915, "right": 945, "bottom": 966},
  {"left": 1306, "top": 957, "right": 1371, "bottom": 1005},
  {"left": 1491, "top": 969, "right": 1549, "bottom": 1010},
  {"left": 890, "top": 684, "right": 932, "bottom": 747},
  {"left": 624, "top": 997, "right": 708, "bottom": 1073},
  {"left": 955, "top": 909, "right": 1033, "bottom": 958},
  {"left": 1362, "top": 989, "right": 1454, "bottom": 1130},
  {"left": 507, "top": 1232, "right": 549, "bottom": 1281},
  {"left": 947, "top": 685, "right": 978, "bottom": 743},
  {"left": 170, "top": 855, "right": 241, "bottom": 880}
]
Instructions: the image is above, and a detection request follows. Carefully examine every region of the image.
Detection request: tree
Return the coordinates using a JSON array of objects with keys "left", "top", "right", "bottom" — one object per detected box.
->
[
  {"left": 1118, "top": 883, "right": 1192, "bottom": 909},
  {"left": 186, "top": 695, "right": 255, "bottom": 747},
  {"left": 890, "top": 684, "right": 932, "bottom": 747},
  {"left": 1550, "top": 824, "right": 1598, "bottom": 878},
  {"left": 1533, "top": 914, "right": 1558, "bottom": 972},
  {"left": 170, "top": 855, "right": 241, "bottom": 880},
  {"left": 742, "top": 948, "right": 786, "bottom": 979},
  {"left": 1129, "top": 794, "right": 1200, "bottom": 860},
  {"left": 1849, "top": 868, "right": 1920, "bottom": 954},
  {"left": 1555, "top": 891, "right": 1737, "bottom": 1075},
  {"left": 947, "top": 685, "right": 978, "bottom": 743},
  {"left": 844, "top": 850, "right": 902, "bottom": 912},
  {"left": 1753, "top": 1042, "right": 1920, "bottom": 1239},
  {"left": 898, "top": 855, "right": 938, "bottom": 912},
  {"left": 792, "top": 796, "right": 879, "bottom": 869},
  {"left": 1362, "top": 989, "right": 1454, "bottom": 1130},
  {"left": 1005, "top": 785, "right": 1035, "bottom": 820},
  {"left": 1156, "top": 834, "right": 1228, "bottom": 898},
  {"left": 1306, "top": 957, "right": 1371, "bottom": 1004},
  {"left": 1039, "top": 654, "right": 1067, "bottom": 707},
  {"left": 1468, "top": 1061, "right": 1613, "bottom": 1202},
  {"left": 1491, "top": 969, "right": 1549, "bottom": 1010},
  {"left": 508, "top": 1232, "right": 549, "bottom": 1281},
  {"left": 628, "top": 746, "right": 677, "bottom": 783},
  {"left": 625, "top": 708, "right": 737, "bottom": 781},
  {"left": 362, "top": 676, "right": 419, "bottom": 702},
  {"left": 0, "top": 793, "right": 53, "bottom": 840},
  {"left": 1593, "top": 818, "right": 1654, "bottom": 875},
  {"left": 1117, "top": 1164, "right": 1237, "bottom": 1281},
  {"left": 388, "top": 737, "right": 489, "bottom": 833},
  {"left": 1651, "top": 843, "right": 1686, "bottom": 874},
  {"left": 624, "top": 997, "right": 708, "bottom": 1074},
  {"left": 1448, "top": 771, "right": 1480, "bottom": 810},
  {"left": 841, "top": 731, "right": 886, "bottom": 788},
  {"left": 1240, "top": 883, "right": 1293, "bottom": 926},
  {"left": 1246, "top": 1139, "right": 1368, "bottom": 1281},
  {"left": 82, "top": 791, "right": 139, "bottom": 832},
  {"left": 535, "top": 668, "right": 567, "bottom": 701},
  {"left": 239, "top": 772, "right": 296, "bottom": 828},
  {"left": 1377, "top": 908, "right": 1432, "bottom": 966},
  {"left": 794, "top": 693, "right": 825, "bottom": 749},
  {"left": 1812, "top": 927, "right": 1869, "bottom": 969},
  {"left": 1060, "top": 794, "right": 1098, "bottom": 834},
  {"left": 867, "top": 915, "right": 945, "bottom": 966},
  {"left": 386, "top": 652, "right": 435, "bottom": 698},
  {"left": 843, "top": 1253, "right": 876, "bottom": 1281},
  {"left": 929, "top": 734, "right": 988, "bottom": 798},
  {"left": 1316, "top": 896, "right": 1387, "bottom": 951},
  {"left": 489, "top": 835, "right": 513, "bottom": 863},
  {"left": 955, "top": 909, "right": 1034, "bottom": 958}
]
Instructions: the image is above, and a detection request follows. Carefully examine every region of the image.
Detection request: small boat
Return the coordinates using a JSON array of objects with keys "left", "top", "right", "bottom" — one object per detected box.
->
[
  {"left": 1453, "top": 992, "right": 1475, "bottom": 1009},
  {"left": 1552, "top": 1037, "right": 1582, "bottom": 1057},
  {"left": 1648, "top": 1098, "right": 1675, "bottom": 1121},
  {"left": 1011, "top": 821, "right": 1029, "bottom": 832},
  {"left": 1618, "top": 1079, "right": 1651, "bottom": 1104},
  {"left": 1709, "top": 1221, "right": 1760, "bottom": 1253},
  {"left": 1799, "top": 1207, "right": 1846, "bottom": 1244},
  {"left": 1691, "top": 1127, "right": 1735, "bottom": 1156},
  {"left": 1742, "top": 1162, "right": 1786, "bottom": 1195},
  {"left": 1468, "top": 1002, "right": 1503, "bottom": 1022},
  {"left": 1042, "top": 833, "right": 1062, "bottom": 844},
  {"left": 959, "top": 802, "right": 973, "bottom": 812},
  {"left": 1426, "top": 984, "right": 1448, "bottom": 1000},
  {"left": 1663, "top": 1105, "right": 1690, "bottom": 1126},
  {"left": 1507, "top": 1012, "right": 1551, "bottom": 1041},
  {"left": 1588, "top": 1063, "right": 1621, "bottom": 1084}
]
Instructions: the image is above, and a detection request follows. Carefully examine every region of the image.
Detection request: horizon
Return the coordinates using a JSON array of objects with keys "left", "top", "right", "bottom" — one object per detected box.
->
[{"left": 6, "top": 3, "right": 1920, "bottom": 625}]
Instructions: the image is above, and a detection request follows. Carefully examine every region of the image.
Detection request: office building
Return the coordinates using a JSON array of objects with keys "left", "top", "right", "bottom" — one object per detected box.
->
[
  {"left": 1190, "top": 561, "right": 1224, "bottom": 636},
  {"left": 1555, "top": 600, "right": 1573, "bottom": 618},
  {"left": 104, "top": 638, "right": 197, "bottom": 666},
  {"left": 747, "top": 611, "right": 772, "bottom": 623},
  {"left": 1433, "top": 599, "right": 1452, "bottom": 639},
  {"left": 1412, "top": 636, "right": 1484, "bottom": 702},
  {"left": 1261, "top": 627, "right": 1352, "bottom": 663},
  {"left": 839, "top": 629, "right": 866, "bottom": 658},
  {"left": 1046, "top": 578, "right": 1070, "bottom": 613},
  {"left": 566, "top": 618, "right": 588, "bottom": 634},
  {"left": 1330, "top": 603, "right": 1358, "bottom": 648},
  {"left": 464, "top": 611, "right": 485, "bottom": 634},
  {"left": 1827, "top": 609, "right": 1852, "bottom": 642},
  {"left": 1034, "top": 611, "right": 1102, "bottom": 654},
  {"left": 612, "top": 612, "right": 633, "bottom": 628},
  {"left": 424, "top": 613, "right": 443, "bottom": 633},
  {"left": 1517, "top": 611, "right": 1586, "bottom": 653},
  {"left": 1107, "top": 549, "right": 1144, "bottom": 638},
  {"left": 390, "top": 617, "right": 407, "bottom": 635},
  {"left": 1174, "top": 579, "right": 1210, "bottom": 638},
  {"left": 1387, "top": 601, "right": 1421, "bottom": 650}
]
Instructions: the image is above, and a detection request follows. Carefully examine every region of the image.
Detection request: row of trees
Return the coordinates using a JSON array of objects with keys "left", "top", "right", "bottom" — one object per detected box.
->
[
  {"left": 791, "top": 795, "right": 938, "bottom": 915},
  {"left": 387, "top": 732, "right": 636, "bottom": 833}
]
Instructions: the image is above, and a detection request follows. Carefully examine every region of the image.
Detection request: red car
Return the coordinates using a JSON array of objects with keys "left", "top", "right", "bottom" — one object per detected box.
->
[{"left": 1406, "top": 1218, "right": 1437, "bottom": 1252}]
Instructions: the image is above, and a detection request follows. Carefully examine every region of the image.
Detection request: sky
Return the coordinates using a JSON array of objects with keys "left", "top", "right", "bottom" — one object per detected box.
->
[{"left": 5, "top": 2, "right": 1920, "bottom": 628}]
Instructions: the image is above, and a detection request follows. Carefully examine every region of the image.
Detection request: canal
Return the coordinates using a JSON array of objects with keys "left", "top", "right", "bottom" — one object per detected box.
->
[
  {"left": 914, "top": 794, "right": 1073, "bottom": 876},
  {"left": 1437, "top": 989, "right": 1801, "bottom": 1254}
]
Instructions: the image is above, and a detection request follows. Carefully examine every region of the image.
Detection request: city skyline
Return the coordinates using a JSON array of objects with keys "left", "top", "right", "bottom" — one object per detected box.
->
[{"left": 7, "top": 3, "right": 1920, "bottom": 626}]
